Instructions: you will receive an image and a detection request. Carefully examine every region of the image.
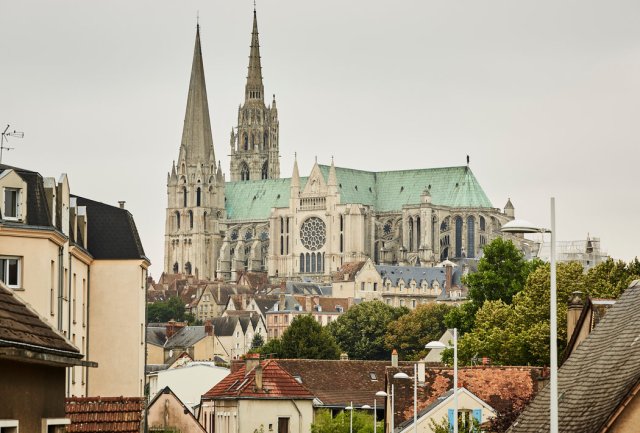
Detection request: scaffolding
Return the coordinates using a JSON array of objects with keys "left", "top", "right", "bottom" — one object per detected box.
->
[{"left": 536, "top": 236, "right": 608, "bottom": 271}]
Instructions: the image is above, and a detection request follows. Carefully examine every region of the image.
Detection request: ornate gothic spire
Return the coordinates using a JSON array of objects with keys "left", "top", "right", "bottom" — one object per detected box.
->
[
  {"left": 245, "top": 10, "right": 264, "bottom": 102},
  {"left": 179, "top": 25, "right": 215, "bottom": 164}
]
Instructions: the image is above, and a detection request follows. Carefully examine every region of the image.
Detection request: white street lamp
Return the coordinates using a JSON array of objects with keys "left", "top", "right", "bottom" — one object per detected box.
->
[
  {"left": 345, "top": 401, "right": 354, "bottom": 433},
  {"left": 426, "top": 328, "right": 458, "bottom": 433},
  {"left": 375, "top": 391, "right": 387, "bottom": 433},
  {"left": 501, "top": 198, "right": 558, "bottom": 433}
]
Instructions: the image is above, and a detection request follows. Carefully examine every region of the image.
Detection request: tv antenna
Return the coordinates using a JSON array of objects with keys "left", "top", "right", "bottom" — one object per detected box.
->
[{"left": 1, "top": 125, "right": 24, "bottom": 164}]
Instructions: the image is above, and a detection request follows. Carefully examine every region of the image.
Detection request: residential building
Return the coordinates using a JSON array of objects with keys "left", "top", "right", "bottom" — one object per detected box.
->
[
  {"left": 65, "top": 397, "right": 144, "bottom": 433},
  {"left": 387, "top": 364, "right": 543, "bottom": 433},
  {"left": 510, "top": 280, "right": 640, "bottom": 433},
  {"left": 0, "top": 282, "right": 90, "bottom": 433},
  {"left": 163, "top": 10, "right": 523, "bottom": 283},
  {"left": 148, "top": 363, "right": 230, "bottom": 411},
  {"left": 200, "top": 355, "right": 315, "bottom": 433},
  {"left": 0, "top": 164, "right": 149, "bottom": 397},
  {"left": 395, "top": 388, "right": 496, "bottom": 433},
  {"left": 266, "top": 294, "right": 352, "bottom": 339},
  {"left": 148, "top": 387, "right": 207, "bottom": 433}
]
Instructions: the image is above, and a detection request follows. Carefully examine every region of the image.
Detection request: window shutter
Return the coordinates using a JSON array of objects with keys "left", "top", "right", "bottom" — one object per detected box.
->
[
  {"left": 448, "top": 409, "right": 455, "bottom": 431},
  {"left": 473, "top": 409, "right": 482, "bottom": 423}
]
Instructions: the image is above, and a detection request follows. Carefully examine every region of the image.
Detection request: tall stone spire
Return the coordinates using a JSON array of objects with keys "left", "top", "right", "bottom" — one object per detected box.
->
[
  {"left": 245, "top": 10, "right": 264, "bottom": 102},
  {"left": 179, "top": 25, "right": 215, "bottom": 164}
]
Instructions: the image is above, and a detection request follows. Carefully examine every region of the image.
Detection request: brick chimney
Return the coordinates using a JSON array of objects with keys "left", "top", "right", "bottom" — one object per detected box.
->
[
  {"left": 166, "top": 320, "right": 178, "bottom": 339},
  {"left": 245, "top": 352, "right": 260, "bottom": 372},
  {"left": 305, "top": 296, "right": 312, "bottom": 312},
  {"left": 567, "top": 291, "right": 585, "bottom": 341},
  {"left": 340, "top": 352, "right": 349, "bottom": 361},
  {"left": 205, "top": 320, "right": 213, "bottom": 336},
  {"left": 255, "top": 364, "right": 263, "bottom": 391},
  {"left": 391, "top": 349, "right": 398, "bottom": 367}
]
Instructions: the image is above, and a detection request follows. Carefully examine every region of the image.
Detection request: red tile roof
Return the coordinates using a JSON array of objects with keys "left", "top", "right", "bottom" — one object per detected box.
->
[
  {"left": 333, "top": 261, "right": 367, "bottom": 282},
  {"left": 390, "top": 366, "right": 542, "bottom": 425},
  {"left": 65, "top": 396, "right": 144, "bottom": 433},
  {"left": 202, "top": 359, "right": 314, "bottom": 400}
]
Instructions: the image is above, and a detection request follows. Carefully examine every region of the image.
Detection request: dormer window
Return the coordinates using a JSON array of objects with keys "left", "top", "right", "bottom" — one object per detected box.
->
[{"left": 3, "top": 188, "right": 20, "bottom": 220}]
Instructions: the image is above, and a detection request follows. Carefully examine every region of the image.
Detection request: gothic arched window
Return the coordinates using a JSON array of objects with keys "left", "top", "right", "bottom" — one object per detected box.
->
[
  {"left": 305, "top": 253, "right": 311, "bottom": 272},
  {"left": 263, "top": 131, "right": 268, "bottom": 148},
  {"left": 185, "top": 262, "right": 192, "bottom": 275},
  {"left": 416, "top": 216, "right": 421, "bottom": 251},
  {"left": 175, "top": 211, "right": 181, "bottom": 230},
  {"left": 240, "top": 163, "right": 250, "bottom": 181},
  {"left": 173, "top": 262, "right": 179, "bottom": 273},
  {"left": 261, "top": 162, "right": 268, "bottom": 180},
  {"left": 454, "top": 216, "right": 463, "bottom": 258},
  {"left": 203, "top": 212, "right": 207, "bottom": 231},
  {"left": 189, "top": 210, "right": 194, "bottom": 229},
  {"left": 243, "top": 134, "right": 249, "bottom": 151},
  {"left": 183, "top": 187, "right": 188, "bottom": 207},
  {"left": 300, "top": 253, "right": 305, "bottom": 273},
  {"left": 317, "top": 253, "right": 323, "bottom": 273},
  {"left": 480, "top": 216, "right": 486, "bottom": 232},
  {"left": 408, "top": 217, "right": 414, "bottom": 252},
  {"left": 311, "top": 252, "right": 317, "bottom": 273},
  {"left": 467, "top": 216, "right": 476, "bottom": 258},
  {"left": 196, "top": 187, "right": 201, "bottom": 207}
]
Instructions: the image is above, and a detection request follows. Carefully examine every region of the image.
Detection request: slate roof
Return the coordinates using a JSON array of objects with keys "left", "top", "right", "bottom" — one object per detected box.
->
[
  {"left": 0, "top": 164, "right": 53, "bottom": 227},
  {"left": 146, "top": 326, "right": 167, "bottom": 347},
  {"left": 202, "top": 359, "right": 314, "bottom": 400},
  {"left": 0, "top": 282, "right": 81, "bottom": 357},
  {"left": 510, "top": 280, "right": 640, "bottom": 433},
  {"left": 74, "top": 196, "right": 147, "bottom": 260},
  {"left": 210, "top": 316, "right": 241, "bottom": 337},
  {"left": 225, "top": 164, "right": 493, "bottom": 221},
  {"left": 164, "top": 326, "right": 206, "bottom": 349},
  {"left": 65, "top": 396, "right": 144, "bottom": 433},
  {"left": 390, "top": 366, "right": 542, "bottom": 426},
  {"left": 276, "top": 359, "right": 393, "bottom": 407},
  {"left": 377, "top": 265, "right": 448, "bottom": 286}
]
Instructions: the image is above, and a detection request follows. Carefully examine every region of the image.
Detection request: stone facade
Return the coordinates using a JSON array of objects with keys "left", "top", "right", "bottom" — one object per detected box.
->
[{"left": 164, "top": 11, "right": 519, "bottom": 283}]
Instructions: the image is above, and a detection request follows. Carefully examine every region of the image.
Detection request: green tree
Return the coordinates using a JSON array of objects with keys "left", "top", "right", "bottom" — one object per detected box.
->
[
  {"left": 147, "top": 296, "right": 197, "bottom": 324},
  {"left": 279, "top": 315, "right": 341, "bottom": 359},
  {"left": 443, "top": 301, "right": 477, "bottom": 335},
  {"left": 430, "top": 415, "right": 480, "bottom": 433},
  {"left": 465, "top": 238, "right": 540, "bottom": 307},
  {"left": 251, "top": 333, "right": 265, "bottom": 350},
  {"left": 583, "top": 257, "right": 640, "bottom": 299},
  {"left": 328, "top": 301, "right": 408, "bottom": 360},
  {"left": 311, "top": 409, "right": 381, "bottom": 433},
  {"left": 385, "top": 303, "right": 453, "bottom": 360},
  {"left": 259, "top": 337, "right": 283, "bottom": 358}
]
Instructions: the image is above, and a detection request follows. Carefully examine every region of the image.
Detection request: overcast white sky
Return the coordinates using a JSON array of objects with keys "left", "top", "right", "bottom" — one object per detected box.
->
[{"left": 2, "top": 0, "right": 639, "bottom": 277}]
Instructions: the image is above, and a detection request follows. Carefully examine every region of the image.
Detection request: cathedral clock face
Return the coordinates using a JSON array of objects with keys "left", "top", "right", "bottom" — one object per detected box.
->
[{"left": 300, "top": 217, "right": 326, "bottom": 251}]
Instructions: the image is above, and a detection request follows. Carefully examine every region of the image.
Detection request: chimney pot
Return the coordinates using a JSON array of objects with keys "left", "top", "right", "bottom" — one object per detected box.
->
[
  {"left": 255, "top": 364, "right": 263, "bottom": 391},
  {"left": 391, "top": 349, "right": 398, "bottom": 367},
  {"left": 118, "top": 200, "right": 126, "bottom": 209}
]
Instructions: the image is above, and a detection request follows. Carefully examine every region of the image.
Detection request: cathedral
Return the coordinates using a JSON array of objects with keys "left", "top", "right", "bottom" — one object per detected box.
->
[{"left": 164, "top": 11, "right": 516, "bottom": 282}]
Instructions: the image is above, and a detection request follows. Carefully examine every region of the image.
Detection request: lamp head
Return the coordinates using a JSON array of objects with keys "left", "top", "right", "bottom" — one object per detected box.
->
[
  {"left": 375, "top": 391, "right": 388, "bottom": 397},
  {"left": 501, "top": 219, "right": 550, "bottom": 234},
  {"left": 393, "top": 372, "right": 411, "bottom": 380},
  {"left": 425, "top": 341, "right": 448, "bottom": 350}
]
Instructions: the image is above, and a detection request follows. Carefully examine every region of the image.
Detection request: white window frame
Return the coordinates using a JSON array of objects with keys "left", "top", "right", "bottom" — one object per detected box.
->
[
  {"left": 41, "top": 418, "right": 70, "bottom": 433},
  {"left": 3, "top": 187, "right": 21, "bottom": 221},
  {"left": 0, "top": 256, "right": 21, "bottom": 289},
  {"left": 0, "top": 420, "right": 19, "bottom": 433}
]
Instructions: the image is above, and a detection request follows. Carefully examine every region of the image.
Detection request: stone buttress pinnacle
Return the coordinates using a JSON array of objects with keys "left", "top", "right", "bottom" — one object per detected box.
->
[{"left": 179, "top": 25, "right": 215, "bottom": 164}]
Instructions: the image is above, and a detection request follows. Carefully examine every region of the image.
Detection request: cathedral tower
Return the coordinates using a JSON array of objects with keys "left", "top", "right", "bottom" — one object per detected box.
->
[
  {"left": 230, "top": 10, "right": 280, "bottom": 181},
  {"left": 164, "top": 25, "right": 225, "bottom": 279}
]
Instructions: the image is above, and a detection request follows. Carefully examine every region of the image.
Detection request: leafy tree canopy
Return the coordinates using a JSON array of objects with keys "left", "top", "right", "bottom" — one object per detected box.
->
[
  {"left": 328, "top": 301, "right": 408, "bottom": 360},
  {"left": 251, "top": 333, "right": 265, "bottom": 350},
  {"left": 385, "top": 303, "right": 453, "bottom": 360},
  {"left": 311, "top": 409, "right": 381, "bottom": 433},
  {"left": 147, "top": 296, "right": 198, "bottom": 324},
  {"left": 259, "top": 337, "right": 283, "bottom": 358},
  {"left": 278, "top": 315, "right": 341, "bottom": 359}
]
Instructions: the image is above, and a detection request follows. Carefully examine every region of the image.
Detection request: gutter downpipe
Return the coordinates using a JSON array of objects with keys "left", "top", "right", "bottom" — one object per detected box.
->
[
  {"left": 144, "top": 266, "right": 149, "bottom": 433},
  {"left": 290, "top": 399, "right": 303, "bottom": 433},
  {"left": 85, "top": 267, "right": 91, "bottom": 395},
  {"left": 67, "top": 255, "right": 72, "bottom": 397},
  {"left": 57, "top": 246, "right": 64, "bottom": 331}
]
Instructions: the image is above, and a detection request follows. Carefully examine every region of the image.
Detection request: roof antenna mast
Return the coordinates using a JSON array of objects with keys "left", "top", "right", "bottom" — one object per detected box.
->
[{"left": 1, "top": 124, "right": 24, "bottom": 164}]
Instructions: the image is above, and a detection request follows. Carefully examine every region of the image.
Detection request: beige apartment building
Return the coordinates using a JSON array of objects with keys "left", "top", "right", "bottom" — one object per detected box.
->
[{"left": 0, "top": 164, "right": 149, "bottom": 397}]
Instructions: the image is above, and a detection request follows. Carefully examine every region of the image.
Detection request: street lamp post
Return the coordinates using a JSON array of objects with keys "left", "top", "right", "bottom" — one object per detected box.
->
[
  {"left": 425, "top": 328, "right": 458, "bottom": 433},
  {"left": 375, "top": 391, "right": 387, "bottom": 433},
  {"left": 501, "top": 197, "right": 557, "bottom": 433},
  {"left": 345, "top": 402, "right": 354, "bottom": 433},
  {"left": 393, "top": 365, "right": 418, "bottom": 433}
]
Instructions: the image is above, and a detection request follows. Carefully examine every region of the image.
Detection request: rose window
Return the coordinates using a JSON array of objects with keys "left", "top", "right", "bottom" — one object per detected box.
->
[{"left": 300, "top": 217, "right": 326, "bottom": 251}]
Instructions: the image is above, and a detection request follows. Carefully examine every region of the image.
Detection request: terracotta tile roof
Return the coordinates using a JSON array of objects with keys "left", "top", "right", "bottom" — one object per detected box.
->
[
  {"left": 511, "top": 280, "right": 640, "bottom": 433},
  {"left": 277, "top": 359, "right": 393, "bottom": 407},
  {"left": 202, "top": 359, "right": 314, "bottom": 400},
  {"left": 65, "top": 396, "right": 144, "bottom": 433},
  {"left": 333, "top": 261, "right": 366, "bottom": 282},
  {"left": 237, "top": 271, "right": 270, "bottom": 290},
  {"left": 0, "top": 283, "right": 80, "bottom": 356},
  {"left": 390, "top": 366, "right": 542, "bottom": 426}
]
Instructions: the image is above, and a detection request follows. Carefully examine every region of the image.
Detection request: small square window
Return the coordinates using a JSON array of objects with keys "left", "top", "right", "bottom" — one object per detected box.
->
[
  {"left": 0, "top": 257, "right": 21, "bottom": 288},
  {"left": 369, "top": 372, "right": 377, "bottom": 381}
]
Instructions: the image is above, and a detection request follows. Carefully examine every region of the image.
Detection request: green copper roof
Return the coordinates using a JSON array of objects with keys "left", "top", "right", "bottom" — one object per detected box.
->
[{"left": 225, "top": 165, "right": 493, "bottom": 221}]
